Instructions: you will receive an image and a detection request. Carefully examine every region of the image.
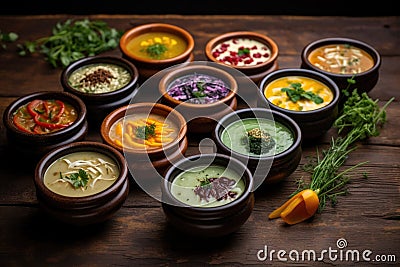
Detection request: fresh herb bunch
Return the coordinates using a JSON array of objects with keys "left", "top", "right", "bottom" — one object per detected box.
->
[
  {"left": 296, "top": 86, "right": 394, "bottom": 212},
  {"left": 17, "top": 19, "right": 123, "bottom": 68},
  {"left": 1, "top": 30, "right": 18, "bottom": 50},
  {"left": 281, "top": 82, "right": 323, "bottom": 104}
]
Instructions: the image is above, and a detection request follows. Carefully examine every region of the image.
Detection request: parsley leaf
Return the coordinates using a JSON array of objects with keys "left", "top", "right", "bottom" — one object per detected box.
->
[
  {"left": 135, "top": 123, "right": 156, "bottom": 140},
  {"left": 281, "top": 82, "right": 323, "bottom": 104}
]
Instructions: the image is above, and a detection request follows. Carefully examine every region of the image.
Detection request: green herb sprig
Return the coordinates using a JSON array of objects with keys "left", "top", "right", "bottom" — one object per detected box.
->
[
  {"left": 281, "top": 82, "right": 323, "bottom": 104},
  {"left": 17, "top": 19, "right": 122, "bottom": 68},
  {"left": 1, "top": 30, "right": 18, "bottom": 50},
  {"left": 143, "top": 43, "right": 167, "bottom": 59},
  {"left": 60, "top": 169, "right": 90, "bottom": 189},
  {"left": 135, "top": 123, "right": 156, "bottom": 140}
]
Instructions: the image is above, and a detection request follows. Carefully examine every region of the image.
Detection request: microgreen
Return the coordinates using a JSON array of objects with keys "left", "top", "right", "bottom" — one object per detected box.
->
[
  {"left": 281, "top": 82, "right": 323, "bottom": 104},
  {"left": 17, "top": 19, "right": 122, "bottom": 68}
]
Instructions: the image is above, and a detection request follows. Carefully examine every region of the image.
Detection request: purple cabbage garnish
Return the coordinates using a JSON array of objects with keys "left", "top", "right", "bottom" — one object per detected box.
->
[{"left": 167, "top": 72, "right": 231, "bottom": 104}]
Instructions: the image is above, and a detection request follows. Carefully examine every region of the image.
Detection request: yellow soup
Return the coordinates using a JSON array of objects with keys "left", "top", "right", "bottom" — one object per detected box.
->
[
  {"left": 264, "top": 76, "right": 334, "bottom": 111},
  {"left": 126, "top": 32, "right": 188, "bottom": 60},
  {"left": 109, "top": 113, "right": 178, "bottom": 150},
  {"left": 308, "top": 44, "right": 375, "bottom": 75}
]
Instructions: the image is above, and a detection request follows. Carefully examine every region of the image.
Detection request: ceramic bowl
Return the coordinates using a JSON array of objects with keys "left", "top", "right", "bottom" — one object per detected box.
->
[
  {"left": 161, "top": 153, "right": 255, "bottom": 238},
  {"left": 60, "top": 55, "right": 139, "bottom": 128},
  {"left": 2, "top": 91, "right": 88, "bottom": 163},
  {"left": 34, "top": 141, "right": 129, "bottom": 225},
  {"left": 204, "top": 31, "right": 279, "bottom": 84},
  {"left": 213, "top": 108, "right": 302, "bottom": 185},
  {"left": 258, "top": 68, "right": 340, "bottom": 140},
  {"left": 158, "top": 63, "right": 238, "bottom": 134},
  {"left": 300, "top": 37, "right": 381, "bottom": 96},
  {"left": 100, "top": 102, "right": 188, "bottom": 176},
  {"left": 119, "top": 23, "right": 195, "bottom": 83}
]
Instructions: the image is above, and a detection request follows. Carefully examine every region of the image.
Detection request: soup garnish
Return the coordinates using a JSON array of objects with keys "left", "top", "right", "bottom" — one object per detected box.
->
[
  {"left": 307, "top": 43, "right": 375, "bottom": 75},
  {"left": 221, "top": 118, "right": 294, "bottom": 157},
  {"left": 170, "top": 164, "right": 245, "bottom": 207},
  {"left": 44, "top": 151, "right": 119, "bottom": 197},
  {"left": 126, "top": 32, "right": 187, "bottom": 60},
  {"left": 167, "top": 73, "right": 230, "bottom": 104},
  {"left": 68, "top": 63, "right": 131, "bottom": 94},
  {"left": 12, "top": 99, "right": 77, "bottom": 134},
  {"left": 264, "top": 76, "right": 333, "bottom": 111},
  {"left": 109, "top": 113, "right": 178, "bottom": 149},
  {"left": 211, "top": 37, "right": 272, "bottom": 66}
]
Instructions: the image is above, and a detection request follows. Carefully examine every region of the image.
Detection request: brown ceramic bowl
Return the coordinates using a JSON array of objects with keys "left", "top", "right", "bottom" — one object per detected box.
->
[
  {"left": 213, "top": 108, "right": 302, "bottom": 186},
  {"left": 34, "top": 141, "right": 129, "bottom": 225},
  {"left": 258, "top": 68, "right": 340, "bottom": 140},
  {"left": 300, "top": 37, "right": 381, "bottom": 96},
  {"left": 161, "top": 153, "right": 255, "bottom": 238},
  {"left": 2, "top": 91, "right": 88, "bottom": 163},
  {"left": 205, "top": 31, "right": 279, "bottom": 84},
  {"left": 100, "top": 102, "right": 188, "bottom": 176},
  {"left": 60, "top": 55, "right": 140, "bottom": 128},
  {"left": 158, "top": 63, "right": 238, "bottom": 134},
  {"left": 119, "top": 23, "right": 195, "bottom": 82}
]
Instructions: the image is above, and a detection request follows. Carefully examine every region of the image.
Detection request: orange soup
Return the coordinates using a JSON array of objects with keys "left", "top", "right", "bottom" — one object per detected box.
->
[
  {"left": 264, "top": 76, "right": 334, "bottom": 111},
  {"left": 308, "top": 44, "right": 374, "bottom": 75},
  {"left": 126, "top": 32, "right": 188, "bottom": 60},
  {"left": 109, "top": 113, "right": 178, "bottom": 150}
]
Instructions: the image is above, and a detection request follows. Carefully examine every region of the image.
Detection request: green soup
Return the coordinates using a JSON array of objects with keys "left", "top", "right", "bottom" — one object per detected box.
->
[
  {"left": 170, "top": 165, "right": 245, "bottom": 208},
  {"left": 221, "top": 118, "right": 294, "bottom": 157}
]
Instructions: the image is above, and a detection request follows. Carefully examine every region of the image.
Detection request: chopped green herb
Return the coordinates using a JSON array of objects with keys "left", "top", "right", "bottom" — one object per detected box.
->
[
  {"left": 143, "top": 43, "right": 167, "bottom": 59},
  {"left": 135, "top": 123, "right": 156, "bottom": 140},
  {"left": 241, "top": 127, "right": 275, "bottom": 155},
  {"left": 281, "top": 82, "right": 324, "bottom": 104},
  {"left": 238, "top": 47, "right": 250, "bottom": 56}
]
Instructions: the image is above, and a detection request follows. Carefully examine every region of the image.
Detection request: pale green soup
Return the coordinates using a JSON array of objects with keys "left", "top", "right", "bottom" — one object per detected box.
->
[
  {"left": 221, "top": 118, "right": 294, "bottom": 157},
  {"left": 170, "top": 165, "right": 245, "bottom": 208}
]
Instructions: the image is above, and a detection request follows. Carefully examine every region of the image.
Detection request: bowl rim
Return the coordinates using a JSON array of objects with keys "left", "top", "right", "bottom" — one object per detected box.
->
[
  {"left": 60, "top": 55, "right": 139, "bottom": 98},
  {"left": 162, "top": 153, "right": 254, "bottom": 211},
  {"left": 204, "top": 31, "right": 279, "bottom": 71},
  {"left": 3, "top": 91, "right": 87, "bottom": 139},
  {"left": 213, "top": 107, "right": 302, "bottom": 161},
  {"left": 158, "top": 64, "right": 238, "bottom": 109},
  {"left": 100, "top": 102, "right": 188, "bottom": 155},
  {"left": 258, "top": 68, "right": 340, "bottom": 116},
  {"left": 34, "top": 141, "right": 128, "bottom": 203},
  {"left": 119, "top": 22, "right": 195, "bottom": 65},
  {"left": 300, "top": 37, "right": 381, "bottom": 79}
]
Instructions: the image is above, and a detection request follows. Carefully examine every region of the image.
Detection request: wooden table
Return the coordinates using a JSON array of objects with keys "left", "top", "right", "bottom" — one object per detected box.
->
[{"left": 0, "top": 15, "right": 399, "bottom": 266}]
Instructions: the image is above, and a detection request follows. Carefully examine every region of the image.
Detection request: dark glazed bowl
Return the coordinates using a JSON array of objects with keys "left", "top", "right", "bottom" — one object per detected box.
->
[
  {"left": 119, "top": 23, "right": 195, "bottom": 82},
  {"left": 161, "top": 153, "right": 254, "bottom": 238},
  {"left": 205, "top": 31, "right": 279, "bottom": 84},
  {"left": 213, "top": 108, "right": 302, "bottom": 186},
  {"left": 300, "top": 37, "right": 381, "bottom": 95},
  {"left": 158, "top": 64, "right": 238, "bottom": 134},
  {"left": 100, "top": 102, "right": 188, "bottom": 176},
  {"left": 60, "top": 55, "right": 139, "bottom": 128},
  {"left": 3, "top": 91, "right": 88, "bottom": 162},
  {"left": 258, "top": 68, "right": 340, "bottom": 139},
  {"left": 34, "top": 141, "right": 129, "bottom": 225}
]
